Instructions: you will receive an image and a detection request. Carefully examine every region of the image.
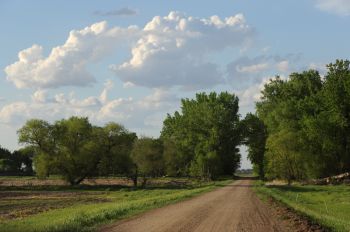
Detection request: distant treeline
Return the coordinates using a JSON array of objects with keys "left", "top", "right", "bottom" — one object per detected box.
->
[
  {"left": 0, "top": 146, "right": 34, "bottom": 176},
  {"left": 0, "top": 92, "right": 242, "bottom": 185},
  {"left": 244, "top": 59, "right": 350, "bottom": 183}
]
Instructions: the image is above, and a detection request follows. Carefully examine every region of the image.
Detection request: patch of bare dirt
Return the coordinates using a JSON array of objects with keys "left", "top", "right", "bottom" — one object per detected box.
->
[{"left": 265, "top": 197, "right": 326, "bottom": 232}]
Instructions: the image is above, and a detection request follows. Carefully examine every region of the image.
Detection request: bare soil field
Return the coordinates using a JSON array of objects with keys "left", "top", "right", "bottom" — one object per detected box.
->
[{"left": 0, "top": 190, "right": 109, "bottom": 221}]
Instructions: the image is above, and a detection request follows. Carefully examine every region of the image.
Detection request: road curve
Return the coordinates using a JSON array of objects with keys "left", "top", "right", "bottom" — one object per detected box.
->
[{"left": 100, "top": 179, "right": 288, "bottom": 232}]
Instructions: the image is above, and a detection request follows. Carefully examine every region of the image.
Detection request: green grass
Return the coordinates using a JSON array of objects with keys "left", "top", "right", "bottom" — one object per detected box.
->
[
  {"left": 0, "top": 179, "right": 232, "bottom": 232},
  {"left": 254, "top": 181, "right": 350, "bottom": 232}
]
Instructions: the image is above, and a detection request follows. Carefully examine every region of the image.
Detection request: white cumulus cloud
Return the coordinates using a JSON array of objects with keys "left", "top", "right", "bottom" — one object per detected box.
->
[
  {"left": 113, "top": 11, "right": 254, "bottom": 90},
  {"left": 5, "top": 12, "right": 254, "bottom": 91},
  {"left": 5, "top": 22, "right": 138, "bottom": 89}
]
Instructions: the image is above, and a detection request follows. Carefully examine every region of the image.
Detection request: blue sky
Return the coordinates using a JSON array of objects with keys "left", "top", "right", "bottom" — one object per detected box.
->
[{"left": 1, "top": 0, "right": 349, "bottom": 168}]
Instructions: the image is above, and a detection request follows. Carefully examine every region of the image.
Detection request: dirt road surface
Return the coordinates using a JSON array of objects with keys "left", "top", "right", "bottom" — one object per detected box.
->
[{"left": 100, "top": 179, "right": 290, "bottom": 232}]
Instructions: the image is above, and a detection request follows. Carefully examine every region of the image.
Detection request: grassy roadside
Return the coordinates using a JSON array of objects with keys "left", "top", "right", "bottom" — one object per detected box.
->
[
  {"left": 254, "top": 181, "right": 350, "bottom": 232},
  {"left": 0, "top": 179, "right": 232, "bottom": 232}
]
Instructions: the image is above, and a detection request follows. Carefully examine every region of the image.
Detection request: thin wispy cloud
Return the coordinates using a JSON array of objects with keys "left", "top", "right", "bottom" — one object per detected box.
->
[
  {"left": 314, "top": 0, "right": 350, "bottom": 16},
  {"left": 94, "top": 7, "right": 138, "bottom": 17}
]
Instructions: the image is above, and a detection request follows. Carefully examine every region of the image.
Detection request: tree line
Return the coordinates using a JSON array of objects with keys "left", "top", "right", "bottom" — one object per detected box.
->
[
  {"left": 245, "top": 59, "right": 350, "bottom": 183},
  {"left": 1, "top": 92, "right": 242, "bottom": 185},
  {"left": 0, "top": 146, "right": 34, "bottom": 176}
]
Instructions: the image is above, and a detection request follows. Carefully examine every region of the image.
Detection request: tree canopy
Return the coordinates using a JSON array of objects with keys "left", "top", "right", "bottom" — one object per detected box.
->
[
  {"left": 161, "top": 92, "right": 241, "bottom": 179},
  {"left": 247, "top": 59, "right": 350, "bottom": 182},
  {"left": 18, "top": 117, "right": 136, "bottom": 185}
]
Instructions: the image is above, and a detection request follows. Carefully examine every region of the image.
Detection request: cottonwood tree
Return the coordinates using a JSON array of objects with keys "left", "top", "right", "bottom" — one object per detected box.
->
[
  {"left": 51, "top": 117, "right": 100, "bottom": 185},
  {"left": 18, "top": 117, "right": 137, "bottom": 185},
  {"left": 256, "top": 71, "right": 322, "bottom": 181},
  {"left": 161, "top": 92, "right": 241, "bottom": 180},
  {"left": 255, "top": 60, "right": 350, "bottom": 181}
]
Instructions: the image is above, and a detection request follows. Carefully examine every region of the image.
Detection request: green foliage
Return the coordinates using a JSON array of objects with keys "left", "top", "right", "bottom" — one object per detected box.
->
[
  {"left": 161, "top": 92, "right": 241, "bottom": 180},
  {"left": 0, "top": 146, "right": 12, "bottom": 173},
  {"left": 94, "top": 122, "right": 137, "bottom": 176},
  {"left": 0, "top": 146, "right": 34, "bottom": 175},
  {"left": 33, "top": 152, "right": 50, "bottom": 178},
  {"left": 52, "top": 117, "right": 99, "bottom": 185},
  {"left": 265, "top": 129, "right": 306, "bottom": 183},
  {"left": 18, "top": 117, "right": 137, "bottom": 185},
  {"left": 254, "top": 59, "right": 350, "bottom": 181},
  {"left": 131, "top": 137, "right": 164, "bottom": 186},
  {"left": 163, "top": 139, "right": 183, "bottom": 176},
  {"left": 18, "top": 119, "right": 53, "bottom": 153}
]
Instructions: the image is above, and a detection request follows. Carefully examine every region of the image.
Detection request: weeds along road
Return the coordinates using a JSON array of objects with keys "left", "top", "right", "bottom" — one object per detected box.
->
[{"left": 100, "top": 179, "right": 288, "bottom": 232}]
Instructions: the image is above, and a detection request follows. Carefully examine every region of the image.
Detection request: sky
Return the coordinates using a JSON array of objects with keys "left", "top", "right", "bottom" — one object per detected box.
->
[{"left": 0, "top": 0, "right": 349, "bottom": 169}]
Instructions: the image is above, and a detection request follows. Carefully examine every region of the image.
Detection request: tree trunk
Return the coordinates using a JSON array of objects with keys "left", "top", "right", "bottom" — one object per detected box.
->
[
  {"left": 133, "top": 166, "right": 138, "bottom": 187},
  {"left": 141, "top": 175, "right": 147, "bottom": 188},
  {"left": 132, "top": 177, "right": 137, "bottom": 187}
]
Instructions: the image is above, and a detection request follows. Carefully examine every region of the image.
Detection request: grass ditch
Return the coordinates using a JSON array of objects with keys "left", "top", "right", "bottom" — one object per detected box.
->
[
  {"left": 0, "top": 179, "right": 232, "bottom": 232},
  {"left": 254, "top": 181, "right": 350, "bottom": 232}
]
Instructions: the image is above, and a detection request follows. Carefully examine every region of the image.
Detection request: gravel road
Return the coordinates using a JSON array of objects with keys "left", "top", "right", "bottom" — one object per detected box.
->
[{"left": 100, "top": 179, "right": 289, "bottom": 232}]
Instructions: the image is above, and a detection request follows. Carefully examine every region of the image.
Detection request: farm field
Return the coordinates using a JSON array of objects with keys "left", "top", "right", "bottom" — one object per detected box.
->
[
  {"left": 255, "top": 182, "right": 350, "bottom": 232},
  {"left": 0, "top": 176, "right": 231, "bottom": 232}
]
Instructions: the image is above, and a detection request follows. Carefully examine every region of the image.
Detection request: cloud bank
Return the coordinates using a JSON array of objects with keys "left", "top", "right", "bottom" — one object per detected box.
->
[
  {"left": 5, "top": 12, "right": 254, "bottom": 90},
  {"left": 0, "top": 81, "right": 178, "bottom": 133}
]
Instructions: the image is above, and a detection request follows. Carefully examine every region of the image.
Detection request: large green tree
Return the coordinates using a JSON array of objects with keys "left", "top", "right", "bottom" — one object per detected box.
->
[
  {"left": 18, "top": 117, "right": 137, "bottom": 185},
  {"left": 255, "top": 60, "right": 350, "bottom": 181},
  {"left": 161, "top": 92, "right": 241, "bottom": 180},
  {"left": 51, "top": 117, "right": 100, "bottom": 185},
  {"left": 256, "top": 70, "right": 323, "bottom": 181}
]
